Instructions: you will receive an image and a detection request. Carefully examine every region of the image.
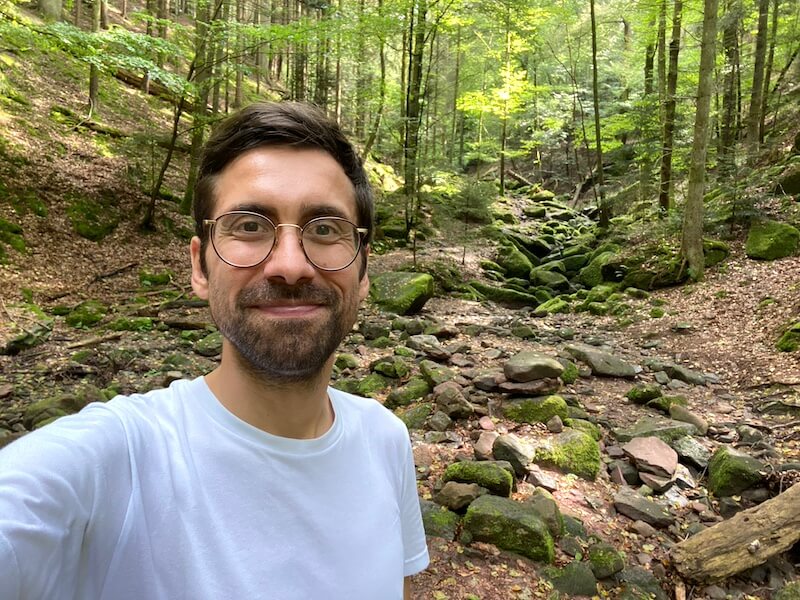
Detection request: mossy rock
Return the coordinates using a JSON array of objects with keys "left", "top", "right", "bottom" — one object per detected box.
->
[
  {"left": 534, "top": 428, "right": 601, "bottom": 480},
  {"left": 745, "top": 220, "right": 800, "bottom": 260},
  {"left": 707, "top": 446, "right": 765, "bottom": 497},
  {"left": 578, "top": 251, "right": 617, "bottom": 288},
  {"left": 558, "top": 360, "right": 579, "bottom": 384},
  {"left": 530, "top": 268, "right": 570, "bottom": 291},
  {"left": 462, "top": 494, "right": 555, "bottom": 563},
  {"left": 469, "top": 281, "right": 539, "bottom": 307},
  {"left": 505, "top": 395, "right": 569, "bottom": 424},
  {"left": 646, "top": 395, "right": 687, "bottom": 414},
  {"left": 443, "top": 460, "right": 514, "bottom": 497},
  {"left": 0, "top": 217, "right": 26, "bottom": 257},
  {"left": 384, "top": 376, "right": 431, "bottom": 409},
  {"left": 566, "top": 418, "right": 601, "bottom": 441},
  {"left": 529, "top": 189, "right": 556, "bottom": 201},
  {"left": 109, "top": 317, "right": 154, "bottom": 332},
  {"left": 533, "top": 296, "right": 570, "bottom": 316},
  {"left": 775, "top": 581, "right": 800, "bottom": 600},
  {"left": 703, "top": 239, "right": 729, "bottom": 267},
  {"left": 370, "top": 272, "right": 434, "bottom": 315},
  {"left": 588, "top": 542, "right": 625, "bottom": 579},
  {"left": 776, "top": 321, "right": 800, "bottom": 352},
  {"left": 65, "top": 300, "right": 108, "bottom": 328},
  {"left": 23, "top": 394, "right": 90, "bottom": 429},
  {"left": 495, "top": 242, "right": 533, "bottom": 279},
  {"left": 626, "top": 384, "right": 663, "bottom": 405},
  {"left": 355, "top": 373, "right": 389, "bottom": 397},
  {"left": 542, "top": 561, "right": 598, "bottom": 596},
  {"left": 194, "top": 331, "right": 223, "bottom": 356},
  {"left": 334, "top": 353, "right": 359, "bottom": 370},
  {"left": 371, "top": 356, "right": 410, "bottom": 379},
  {"left": 396, "top": 403, "right": 433, "bottom": 430},
  {"left": 420, "top": 499, "right": 460, "bottom": 540}
]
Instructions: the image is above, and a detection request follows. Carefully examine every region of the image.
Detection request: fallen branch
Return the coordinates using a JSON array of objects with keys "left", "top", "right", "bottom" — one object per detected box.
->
[
  {"left": 66, "top": 332, "right": 123, "bottom": 350},
  {"left": 91, "top": 261, "right": 139, "bottom": 283},
  {"left": 671, "top": 482, "right": 800, "bottom": 583}
]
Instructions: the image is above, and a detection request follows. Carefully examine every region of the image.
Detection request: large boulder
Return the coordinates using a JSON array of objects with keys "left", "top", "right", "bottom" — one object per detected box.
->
[
  {"left": 369, "top": 271, "right": 434, "bottom": 314},
  {"left": 496, "top": 242, "right": 534, "bottom": 278},
  {"left": 504, "top": 352, "right": 565, "bottom": 382},
  {"left": 462, "top": 494, "right": 555, "bottom": 563},
  {"left": 544, "top": 562, "right": 598, "bottom": 596},
  {"left": 504, "top": 395, "right": 569, "bottom": 424},
  {"left": 745, "top": 220, "right": 800, "bottom": 260},
  {"left": 443, "top": 460, "right": 515, "bottom": 497},
  {"left": 775, "top": 164, "right": 800, "bottom": 195}
]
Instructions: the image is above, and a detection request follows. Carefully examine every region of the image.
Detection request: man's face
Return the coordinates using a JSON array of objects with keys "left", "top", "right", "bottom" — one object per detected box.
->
[{"left": 190, "top": 146, "right": 369, "bottom": 383}]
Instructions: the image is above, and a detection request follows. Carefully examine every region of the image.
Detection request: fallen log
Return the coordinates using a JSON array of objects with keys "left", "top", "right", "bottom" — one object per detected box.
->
[
  {"left": 506, "top": 169, "right": 535, "bottom": 188},
  {"left": 114, "top": 68, "right": 176, "bottom": 103},
  {"left": 671, "top": 482, "right": 800, "bottom": 583}
]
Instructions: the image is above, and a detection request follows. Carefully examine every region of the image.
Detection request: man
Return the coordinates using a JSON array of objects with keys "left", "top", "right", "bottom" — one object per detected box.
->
[{"left": 0, "top": 102, "right": 429, "bottom": 599}]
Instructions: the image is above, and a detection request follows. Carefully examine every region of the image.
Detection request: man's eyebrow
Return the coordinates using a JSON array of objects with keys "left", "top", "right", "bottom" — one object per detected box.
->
[
  {"left": 229, "top": 204, "right": 278, "bottom": 219},
  {"left": 300, "top": 204, "right": 352, "bottom": 221}
]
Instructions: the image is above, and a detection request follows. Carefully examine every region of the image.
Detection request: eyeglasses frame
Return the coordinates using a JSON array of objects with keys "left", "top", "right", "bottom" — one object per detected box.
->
[{"left": 203, "top": 211, "right": 370, "bottom": 272}]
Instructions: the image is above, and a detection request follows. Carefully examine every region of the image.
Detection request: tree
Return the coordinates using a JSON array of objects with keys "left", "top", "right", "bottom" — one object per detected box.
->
[
  {"left": 590, "top": 0, "right": 607, "bottom": 226},
  {"left": 658, "top": 0, "right": 682, "bottom": 213},
  {"left": 681, "top": 0, "right": 719, "bottom": 281},
  {"left": 746, "top": 0, "right": 770, "bottom": 157}
]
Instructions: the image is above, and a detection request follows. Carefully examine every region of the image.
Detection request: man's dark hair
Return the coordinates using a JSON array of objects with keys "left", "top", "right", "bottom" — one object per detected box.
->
[{"left": 194, "top": 101, "right": 374, "bottom": 277}]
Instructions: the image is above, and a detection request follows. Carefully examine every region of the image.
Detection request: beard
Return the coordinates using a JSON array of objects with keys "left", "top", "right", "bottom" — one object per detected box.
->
[{"left": 209, "top": 279, "right": 359, "bottom": 384}]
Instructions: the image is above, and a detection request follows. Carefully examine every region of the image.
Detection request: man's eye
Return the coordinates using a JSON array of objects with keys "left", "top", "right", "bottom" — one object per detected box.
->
[{"left": 312, "top": 224, "right": 333, "bottom": 236}]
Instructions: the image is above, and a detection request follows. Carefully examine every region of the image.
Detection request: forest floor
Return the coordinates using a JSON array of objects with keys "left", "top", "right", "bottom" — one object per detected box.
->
[{"left": 1, "top": 218, "right": 799, "bottom": 599}]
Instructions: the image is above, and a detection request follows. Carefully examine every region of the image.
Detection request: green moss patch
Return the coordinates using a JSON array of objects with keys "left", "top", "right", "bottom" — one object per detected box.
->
[
  {"left": 776, "top": 322, "right": 800, "bottom": 352},
  {"left": 66, "top": 193, "right": 120, "bottom": 242}
]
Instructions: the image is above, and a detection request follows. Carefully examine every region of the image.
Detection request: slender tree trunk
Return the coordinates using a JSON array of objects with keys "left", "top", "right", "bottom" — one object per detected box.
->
[
  {"left": 74, "top": 0, "right": 82, "bottom": 25},
  {"left": 682, "top": 0, "right": 718, "bottom": 281},
  {"left": 759, "top": 0, "right": 779, "bottom": 142},
  {"left": 590, "top": 0, "right": 607, "bottom": 226},
  {"left": 100, "top": 0, "right": 108, "bottom": 28},
  {"left": 233, "top": 0, "right": 244, "bottom": 108},
  {"left": 719, "top": 0, "right": 740, "bottom": 178},
  {"left": 658, "top": 0, "right": 683, "bottom": 212},
  {"left": 499, "top": 8, "right": 510, "bottom": 196},
  {"left": 403, "top": 0, "right": 426, "bottom": 236},
  {"left": 88, "top": 0, "right": 101, "bottom": 112},
  {"left": 363, "top": 0, "right": 386, "bottom": 157},
  {"left": 657, "top": 0, "right": 667, "bottom": 120},
  {"left": 746, "top": 0, "right": 769, "bottom": 157}
]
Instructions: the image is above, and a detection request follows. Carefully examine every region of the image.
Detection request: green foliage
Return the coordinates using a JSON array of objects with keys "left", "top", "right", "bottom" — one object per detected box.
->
[{"left": 66, "top": 192, "right": 120, "bottom": 242}]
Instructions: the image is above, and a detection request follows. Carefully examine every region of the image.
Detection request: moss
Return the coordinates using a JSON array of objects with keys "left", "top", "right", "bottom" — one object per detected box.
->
[
  {"left": 384, "top": 376, "right": 431, "bottom": 409},
  {"left": 0, "top": 217, "right": 26, "bottom": 257},
  {"left": 649, "top": 307, "right": 665, "bottom": 318},
  {"left": 65, "top": 300, "right": 108, "bottom": 328},
  {"left": 139, "top": 269, "right": 173, "bottom": 287},
  {"left": 66, "top": 193, "right": 119, "bottom": 242},
  {"left": 355, "top": 373, "right": 389, "bottom": 397},
  {"left": 745, "top": 220, "right": 800, "bottom": 260},
  {"left": 776, "top": 322, "right": 800, "bottom": 352},
  {"left": 646, "top": 395, "right": 687, "bottom": 414},
  {"left": 443, "top": 461, "right": 514, "bottom": 497},
  {"left": 109, "top": 317, "right": 154, "bottom": 332},
  {"left": 559, "top": 361, "right": 579, "bottom": 384},
  {"left": 372, "top": 356, "right": 410, "bottom": 379},
  {"left": 496, "top": 242, "right": 534, "bottom": 278},
  {"left": 707, "top": 447, "right": 764, "bottom": 496},
  {"left": 588, "top": 543, "right": 625, "bottom": 579},
  {"left": 625, "top": 384, "right": 663, "bottom": 405},
  {"left": 533, "top": 296, "right": 570, "bottom": 316},
  {"left": 396, "top": 403, "right": 433, "bottom": 430},
  {"left": 505, "top": 395, "right": 569, "bottom": 424},
  {"left": 565, "top": 418, "right": 601, "bottom": 441},
  {"left": 469, "top": 280, "right": 539, "bottom": 306},
  {"left": 577, "top": 251, "right": 617, "bottom": 288},
  {"left": 422, "top": 504, "right": 461, "bottom": 539},
  {"left": 534, "top": 429, "right": 601, "bottom": 480},
  {"left": 366, "top": 336, "right": 393, "bottom": 349}
]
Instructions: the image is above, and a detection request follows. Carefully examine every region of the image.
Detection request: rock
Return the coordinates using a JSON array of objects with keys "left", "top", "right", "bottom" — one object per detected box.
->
[
  {"left": 472, "top": 369, "right": 504, "bottom": 392},
  {"left": 435, "top": 481, "right": 487, "bottom": 512},
  {"left": 610, "top": 460, "right": 639, "bottom": 486},
  {"left": 736, "top": 424, "right": 765, "bottom": 444},
  {"left": 546, "top": 415, "right": 563, "bottom": 433},
  {"left": 664, "top": 364, "right": 707, "bottom": 385},
  {"left": 639, "top": 472, "right": 673, "bottom": 493},
  {"left": 395, "top": 403, "right": 433, "bottom": 430},
  {"left": 588, "top": 542, "right": 626, "bottom": 578},
  {"left": 369, "top": 271, "right": 434, "bottom": 314},
  {"left": 419, "top": 360, "right": 455, "bottom": 387},
  {"left": 614, "top": 567, "right": 668, "bottom": 600},
  {"left": 564, "top": 343, "right": 639, "bottom": 378},
  {"left": 777, "top": 322, "right": 800, "bottom": 352},
  {"left": 478, "top": 415, "right": 495, "bottom": 430},
  {"left": 543, "top": 561, "right": 598, "bottom": 596},
  {"left": 420, "top": 499, "right": 460, "bottom": 540},
  {"left": 559, "top": 536, "right": 584, "bottom": 557},
  {"left": 462, "top": 494, "right": 555, "bottom": 563},
  {"left": 503, "top": 351, "right": 564, "bottom": 382},
  {"left": 443, "top": 460, "right": 515, "bottom": 497},
  {"left": 671, "top": 436, "right": 712, "bottom": 469},
  {"left": 408, "top": 336, "right": 450, "bottom": 361},
  {"left": 707, "top": 446, "right": 765, "bottom": 497},
  {"left": 474, "top": 431, "right": 499, "bottom": 460},
  {"left": 371, "top": 356, "right": 410, "bottom": 379},
  {"left": 625, "top": 384, "right": 663, "bottom": 405},
  {"left": 630, "top": 520, "right": 657, "bottom": 537},
  {"left": 612, "top": 417, "right": 697, "bottom": 443},
  {"left": 646, "top": 394, "right": 687, "bottom": 414},
  {"left": 745, "top": 220, "right": 800, "bottom": 260},
  {"left": 532, "top": 296, "right": 570, "bottom": 316},
  {"left": 360, "top": 320, "right": 391, "bottom": 340},
  {"left": 504, "top": 395, "right": 569, "bottom": 424},
  {"left": 433, "top": 383, "right": 474, "bottom": 419},
  {"left": 530, "top": 267, "right": 570, "bottom": 291},
  {"left": 496, "top": 242, "right": 534, "bottom": 278},
  {"left": 22, "top": 394, "right": 88, "bottom": 429},
  {"left": 622, "top": 436, "right": 678, "bottom": 477},
  {"left": 533, "top": 428, "right": 601, "bottom": 480},
  {"left": 526, "top": 466, "right": 558, "bottom": 492},
  {"left": 334, "top": 353, "right": 359, "bottom": 370},
  {"left": 613, "top": 487, "right": 675, "bottom": 528},
  {"left": 383, "top": 376, "right": 431, "bottom": 409},
  {"left": 497, "top": 378, "right": 562, "bottom": 396},
  {"left": 194, "top": 331, "right": 224, "bottom": 357},
  {"left": 428, "top": 411, "right": 452, "bottom": 431},
  {"left": 567, "top": 418, "right": 601, "bottom": 440},
  {"left": 65, "top": 300, "right": 108, "bottom": 328},
  {"left": 524, "top": 487, "right": 564, "bottom": 538},
  {"left": 492, "top": 434, "right": 536, "bottom": 477},
  {"left": 668, "top": 404, "right": 709, "bottom": 435},
  {"left": 355, "top": 373, "right": 388, "bottom": 397}
]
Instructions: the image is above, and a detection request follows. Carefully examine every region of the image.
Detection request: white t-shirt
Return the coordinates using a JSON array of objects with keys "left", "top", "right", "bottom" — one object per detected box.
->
[{"left": 0, "top": 377, "right": 429, "bottom": 600}]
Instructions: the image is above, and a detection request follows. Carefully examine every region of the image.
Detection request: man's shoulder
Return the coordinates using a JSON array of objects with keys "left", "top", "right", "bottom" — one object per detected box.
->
[{"left": 329, "top": 387, "right": 407, "bottom": 436}]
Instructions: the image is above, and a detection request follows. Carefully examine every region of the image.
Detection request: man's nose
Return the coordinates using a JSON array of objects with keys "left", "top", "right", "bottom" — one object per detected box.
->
[{"left": 261, "top": 224, "right": 316, "bottom": 285}]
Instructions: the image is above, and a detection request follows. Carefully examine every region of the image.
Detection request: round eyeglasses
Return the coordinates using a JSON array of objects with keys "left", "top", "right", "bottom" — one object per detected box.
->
[{"left": 204, "top": 211, "right": 369, "bottom": 271}]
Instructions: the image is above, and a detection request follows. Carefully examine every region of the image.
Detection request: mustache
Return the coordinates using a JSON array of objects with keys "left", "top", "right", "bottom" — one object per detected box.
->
[{"left": 237, "top": 281, "right": 338, "bottom": 306}]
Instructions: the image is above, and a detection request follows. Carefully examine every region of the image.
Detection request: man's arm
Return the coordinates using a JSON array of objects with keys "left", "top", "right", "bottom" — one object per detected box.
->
[{"left": 404, "top": 576, "right": 412, "bottom": 599}]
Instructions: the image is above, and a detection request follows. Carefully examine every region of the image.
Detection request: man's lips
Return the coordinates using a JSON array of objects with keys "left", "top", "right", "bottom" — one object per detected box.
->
[{"left": 250, "top": 302, "right": 325, "bottom": 317}]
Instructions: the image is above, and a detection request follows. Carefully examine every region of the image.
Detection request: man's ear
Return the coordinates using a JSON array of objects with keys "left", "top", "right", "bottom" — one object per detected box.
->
[
  {"left": 190, "top": 236, "right": 209, "bottom": 300},
  {"left": 358, "top": 245, "right": 370, "bottom": 302}
]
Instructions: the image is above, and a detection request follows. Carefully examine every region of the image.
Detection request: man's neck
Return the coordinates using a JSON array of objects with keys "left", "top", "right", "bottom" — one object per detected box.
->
[{"left": 204, "top": 352, "right": 335, "bottom": 440}]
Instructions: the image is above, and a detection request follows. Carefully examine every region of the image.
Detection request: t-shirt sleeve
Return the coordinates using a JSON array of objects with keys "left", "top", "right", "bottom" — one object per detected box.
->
[
  {"left": 0, "top": 403, "right": 132, "bottom": 600},
  {"left": 399, "top": 436, "right": 430, "bottom": 576}
]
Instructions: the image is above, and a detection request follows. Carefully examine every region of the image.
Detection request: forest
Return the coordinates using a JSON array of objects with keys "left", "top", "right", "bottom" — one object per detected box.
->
[{"left": 1, "top": 0, "right": 800, "bottom": 595}]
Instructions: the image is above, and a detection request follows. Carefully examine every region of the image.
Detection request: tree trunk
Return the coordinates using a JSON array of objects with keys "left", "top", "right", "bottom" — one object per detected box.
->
[
  {"left": 74, "top": 0, "right": 82, "bottom": 26},
  {"left": 363, "top": 0, "right": 386, "bottom": 158},
  {"left": 658, "top": 0, "right": 683, "bottom": 212},
  {"left": 718, "top": 0, "right": 740, "bottom": 178},
  {"left": 403, "top": 0, "right": 426, "bottom": 234},
  {"left": 590, "top": 0, "right": 607, "bottom": 226},
  {"left": 672, "top": 483, "right": 800, "bottom": 583},
  {"left": 746, "top": 0, "right": 769, "bottom": 157},
  {"left": 758, "top": 0, "right": 779, "bottom": 142},
  {"left": 88, "top": 0, "right": 101, "bottom": 112},
  {"left": 681, "top": 0, "right": 718, "bottom": 281},
  {"left": 449, "top": 26, "right": 461, "bottom": 166},
  {"left": 40, "top": 0, "right": 63, "bottom": 20},
  {"left": 233, "top": 0, "right": 244, "bottom": 108},
  {"left": 100, "top": 0, "right": 108, "bottom": 29},
  {"left": 657, "top": 0, "right": 667, "bottom": 119}
]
